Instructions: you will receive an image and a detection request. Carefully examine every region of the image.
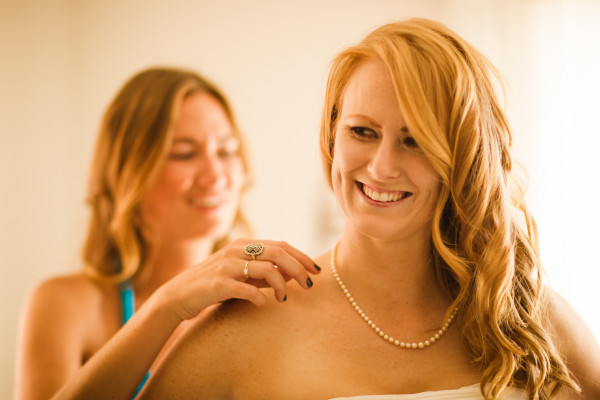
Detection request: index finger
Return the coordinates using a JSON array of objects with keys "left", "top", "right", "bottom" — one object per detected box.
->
[
  {"left": 243, "top": 240, "right": 321, "bottom": 288},
  {"left": 268, "top": 241, "right": 321, "bottom": 274}
]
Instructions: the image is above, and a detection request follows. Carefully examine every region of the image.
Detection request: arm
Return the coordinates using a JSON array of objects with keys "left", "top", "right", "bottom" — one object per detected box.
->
[
  {"left": 50, "top": 287, "right": 183, "bottom": 400},
  {"left": 16, "top": 240, "right": 319, "bottom": 400},
  {"left": 547, "top": 290, "right": 600, "bottom": 399}
]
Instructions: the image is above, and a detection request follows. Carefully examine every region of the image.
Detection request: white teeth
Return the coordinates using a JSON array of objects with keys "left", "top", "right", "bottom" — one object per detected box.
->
[{"left": 361, "top": 184, "right": 405, "bottom": 202}]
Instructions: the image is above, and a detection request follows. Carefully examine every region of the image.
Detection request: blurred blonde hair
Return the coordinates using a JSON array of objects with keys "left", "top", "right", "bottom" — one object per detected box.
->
[
  {"left": 320, "top": 18, "right": 579, "bottom": 400},
  {"left": 83, "top": 67, "right": 251, "bottom": 285}
]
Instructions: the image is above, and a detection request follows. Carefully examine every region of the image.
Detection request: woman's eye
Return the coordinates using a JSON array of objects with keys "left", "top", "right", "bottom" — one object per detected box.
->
[
  {"left": 169, "top": 152, "right": 196, "bottom": 160},
  {"left": 403, "top": 136, "right": 418, "bottom": 148},
  {"left": 350, "top": 126, "right": 376, "bottom": 138},
  {"left": 218, "top": 144, "right": 240, "bottom": 158},
  {"left": 218, "top": 149, "right": 238, "bottom": 158},
  {"left": 217, "top": 137, "right": 241, "bottom": 159}
]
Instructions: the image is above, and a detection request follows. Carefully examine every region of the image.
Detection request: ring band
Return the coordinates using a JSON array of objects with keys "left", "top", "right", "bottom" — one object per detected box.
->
[
  {"left": 243, "top": 261, "right": 250, "bottom": 279},
  {"left": 244, "top": 243, "right": 264, "bottom": 260}
]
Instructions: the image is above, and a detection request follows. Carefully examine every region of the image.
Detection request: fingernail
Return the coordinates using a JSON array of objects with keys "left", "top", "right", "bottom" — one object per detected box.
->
[
  {"left": 283, "top": 295, "right": 287, "bottom": 302},
  {"left": 307, "top": 277, "right": 313, "bottom": 288},
  {"left": 314, "top": 263, "right": 321, "bottom": 272}
]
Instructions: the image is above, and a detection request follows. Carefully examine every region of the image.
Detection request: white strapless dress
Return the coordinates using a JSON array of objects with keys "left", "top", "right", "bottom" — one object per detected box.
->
[{"left": 330, "top": 384, "right": 526, "bottom": 399}]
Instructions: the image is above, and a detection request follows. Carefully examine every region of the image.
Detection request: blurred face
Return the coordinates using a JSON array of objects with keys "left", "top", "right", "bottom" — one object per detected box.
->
[
  {"left": 331, "top": 59, "right": 441, "bottom": 241},
  {"left": 141, "top": 93, "right": 244, "bottom": 242}
]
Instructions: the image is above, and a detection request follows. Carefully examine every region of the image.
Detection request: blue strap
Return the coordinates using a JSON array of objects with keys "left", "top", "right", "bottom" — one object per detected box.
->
[
  {"left": 121, "top": 285, "right": 135, "bottom": 325},
  {"left": 132, "top": 371, "right": 151, "bottom": 398}
]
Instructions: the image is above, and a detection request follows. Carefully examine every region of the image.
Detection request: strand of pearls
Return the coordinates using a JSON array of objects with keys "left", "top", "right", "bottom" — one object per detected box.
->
[{"left": 330, "top": 242, "right": 458, "bottom": 349}]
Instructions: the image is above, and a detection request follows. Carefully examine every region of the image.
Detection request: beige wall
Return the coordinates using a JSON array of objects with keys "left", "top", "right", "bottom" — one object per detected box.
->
[{"left": 2, "top": 0, "right": 599, "bottom": 397}]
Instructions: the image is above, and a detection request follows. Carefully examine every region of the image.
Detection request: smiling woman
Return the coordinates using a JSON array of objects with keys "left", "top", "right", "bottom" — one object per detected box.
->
[
  {"left": 141, "top": 93, "right": 245, "bottom": 244},
  {"left": 13, "top": 67, "right": 320, "bottom": 400},
  {"left": 330, "top": 59, "right": 441, "bottom": 243}
]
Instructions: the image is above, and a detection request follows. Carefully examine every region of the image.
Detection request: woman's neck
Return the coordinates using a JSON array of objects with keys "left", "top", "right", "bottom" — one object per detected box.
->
[{"left": 335, "top": 227, "right": 445, "bottom": 306}]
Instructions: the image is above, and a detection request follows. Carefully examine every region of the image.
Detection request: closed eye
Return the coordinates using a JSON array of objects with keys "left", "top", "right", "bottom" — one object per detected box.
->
[
  {"left": 169, "top": 152, "right": 196, "bottom": 160},
  {"left": 218, "top": 147, "right": 240, "bottom": 158},
  {"left": 218, "top": 138, "right": 240, "bottom": 158},
  {"left": 170, "top": 138, "right": 197, "bottom": 160}
]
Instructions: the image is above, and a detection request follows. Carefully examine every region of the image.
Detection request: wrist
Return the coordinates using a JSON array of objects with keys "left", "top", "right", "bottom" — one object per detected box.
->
[{"left": 144, "top": 285, "right": 186, "bottom": 327}]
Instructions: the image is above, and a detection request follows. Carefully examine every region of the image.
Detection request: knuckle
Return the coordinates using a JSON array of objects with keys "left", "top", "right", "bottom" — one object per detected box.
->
[
  {"left": 271, "top": 246, "right": 284, "bottom": 257},
  {"left": 259, "top": 263, "right": 275, "bottom": 276},
  {"left": 280, "top": 259, "right": 301, "bottom": 275},
  {"left": 223, "top": 246, "right": 238, "bottom": 257},
  {"left": 293, "top": 264, "right": 304, "bottom": 277},
  {"left": 210, "top": 276, "right": 228, "bottom": 292},
  {"left": 248, "top": 285, "right": 261, "bottom": 296},
  {"left": 244, "top": 285, "right": 261, "bottom": 300},
  {"left": 215, "top": 260, "right": 229, "bottom": 274},
  {"left": 263, "top": 261, "right": 276, "bottom": 270}
]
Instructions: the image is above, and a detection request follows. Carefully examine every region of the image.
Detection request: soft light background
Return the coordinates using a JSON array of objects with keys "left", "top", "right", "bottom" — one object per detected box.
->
[{"left": 1, "top": 0, "right": 599, "bottom": 397}]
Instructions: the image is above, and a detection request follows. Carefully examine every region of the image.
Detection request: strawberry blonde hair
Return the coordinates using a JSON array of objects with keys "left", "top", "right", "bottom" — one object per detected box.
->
[
  {"left": 320, "top": 18, "right": 579, "bottom": 400},
  {"left": 83, "top": 67, "right": 251, "bottom": 284}
]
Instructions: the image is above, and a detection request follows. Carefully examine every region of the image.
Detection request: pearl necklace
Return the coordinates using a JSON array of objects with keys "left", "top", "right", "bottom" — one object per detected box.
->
[{"left": 330, "top": 242, "right": 458, "bottom": 349}]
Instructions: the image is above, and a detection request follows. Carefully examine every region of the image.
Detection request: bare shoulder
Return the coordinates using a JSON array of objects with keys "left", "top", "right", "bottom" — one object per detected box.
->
[
  {"left": 26, "top": 273, "right": 113, "bottom": 319},
  {"left": 24, "top": 273, "right": 117, "bottom": 332},
  {"left": 15, "top": 273, "right": 121, "bottom": 398},
  {"left": 142, "top": 288, "right": 316, "bottom": 399},
  {"left": 31, "top": 272, "right": 104, "bottom": 296},
  {"left": 140, "top": 300, "right": 249, "bottom": 398},
  {"left": 544, "top": 288, "right": 600, "bottom": 398},
  {"left": 544, "top": 288, "right": 598, "bottom": 351}
]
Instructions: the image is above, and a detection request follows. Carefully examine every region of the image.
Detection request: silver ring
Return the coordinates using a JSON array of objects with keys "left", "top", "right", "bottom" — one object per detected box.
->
[
  {"left": 243, "top": 261, "right": 250, "bottom": 279},
  {"left": 244, "top": 243, "right": 264, "bottom": 260}
]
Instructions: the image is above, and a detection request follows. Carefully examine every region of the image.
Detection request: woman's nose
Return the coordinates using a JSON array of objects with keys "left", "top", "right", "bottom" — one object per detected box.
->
[
  {"left": 367, "top": 139, "right": 402, "bottom": 180},
  {"left": 194, "top": 153, "right": 225, "bottom": 187}
]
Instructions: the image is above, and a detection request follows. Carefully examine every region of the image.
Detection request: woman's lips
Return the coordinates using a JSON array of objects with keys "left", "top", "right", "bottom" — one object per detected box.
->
[
  {"left": 189, "top": 194, "right": 227, "bottom": 207},
  {"left": 359, "top": 182, "right": 412, "bottom": 203}
]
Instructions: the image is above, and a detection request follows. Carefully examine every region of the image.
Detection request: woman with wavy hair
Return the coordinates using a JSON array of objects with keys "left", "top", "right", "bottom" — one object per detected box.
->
[
  {"left": 14, "top": 67, "right": 320, "bottom": 399},
  {"left": 136, "top": 19, "right": 599, "bottom": 400}
]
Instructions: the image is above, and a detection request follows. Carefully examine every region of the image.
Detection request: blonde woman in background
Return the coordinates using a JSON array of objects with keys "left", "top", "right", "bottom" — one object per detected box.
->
[
  {"left": 14, "top": 67, "right": 320, "bottom": 399},
  {"left": 137, "top": 19, "right": 600, "bottom": 399}
]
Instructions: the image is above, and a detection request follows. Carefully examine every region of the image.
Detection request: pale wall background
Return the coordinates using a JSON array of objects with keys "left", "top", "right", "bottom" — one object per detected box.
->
[{"left": 1, "top": 0, "right": 599, "bottom": 397}]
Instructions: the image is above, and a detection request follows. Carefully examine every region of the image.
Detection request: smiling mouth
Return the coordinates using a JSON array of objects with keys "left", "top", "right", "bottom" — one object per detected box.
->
[
  {"left": 359, "top": 182, "right": 412, "bottom": 203},
  {"left": 190, "top": 195, "right": 227, "bottom": 207}
]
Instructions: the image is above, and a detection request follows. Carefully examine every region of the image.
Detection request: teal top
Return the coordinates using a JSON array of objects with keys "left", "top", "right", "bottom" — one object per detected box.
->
[{"left": 120, "top": 283, "right": 151, "bottom": 398}]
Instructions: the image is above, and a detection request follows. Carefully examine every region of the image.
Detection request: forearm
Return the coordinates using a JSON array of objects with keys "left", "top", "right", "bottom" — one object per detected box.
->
[{"left": 51, "top": 292, "right": 182, "bottom": 400}]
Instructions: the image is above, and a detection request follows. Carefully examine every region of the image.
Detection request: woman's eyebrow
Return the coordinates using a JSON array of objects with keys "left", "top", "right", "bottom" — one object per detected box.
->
[
  {"left": 172, "top": 133, "right": 238, "bottom": 144},
  {"left": 344, "top": 114, "right": 410, "bottom": 133},
  {"left": 343, "top": 113, "right": 382, "bottom": 129}
]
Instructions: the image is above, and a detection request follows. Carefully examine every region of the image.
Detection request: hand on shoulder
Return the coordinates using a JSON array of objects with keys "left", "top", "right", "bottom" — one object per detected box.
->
[{"left": 151, "top": 238, "right": 320, "bottom": 323}]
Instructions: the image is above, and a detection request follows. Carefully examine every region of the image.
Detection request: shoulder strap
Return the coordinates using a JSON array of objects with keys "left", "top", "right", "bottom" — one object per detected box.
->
[{"left": 120, "top": 282, "right": 135, "bottom": 325}]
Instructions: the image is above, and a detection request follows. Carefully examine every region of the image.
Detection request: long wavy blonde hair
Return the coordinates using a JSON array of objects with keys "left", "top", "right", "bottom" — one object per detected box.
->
[
  {"left": 320, "top": 18, "right": 579, "bottom": 400},
  {"left": 83, "top": 67, "right": 251, "bottom": 285}
]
